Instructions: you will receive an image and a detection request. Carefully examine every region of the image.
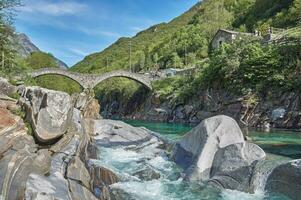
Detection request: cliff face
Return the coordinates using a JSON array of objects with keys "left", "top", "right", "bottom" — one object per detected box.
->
[{"left": 101, "top": 89, "right": 301, "bottom": 129}]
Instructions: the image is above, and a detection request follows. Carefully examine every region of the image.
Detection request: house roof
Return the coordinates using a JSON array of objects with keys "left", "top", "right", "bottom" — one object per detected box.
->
[{"left": 217, "top": 29, "right": 254, "bottom": 36}]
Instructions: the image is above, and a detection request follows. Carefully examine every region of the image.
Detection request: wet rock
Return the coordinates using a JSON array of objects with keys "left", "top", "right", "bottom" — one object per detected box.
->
[
  {"left": 172, "top": 115, "right": 245, "bottom": 180},
  {"left": 20, "top": 87, "right": 73, "bottom": 143},
  {"left": 133, "top": 166, "right": 161, "bottom": 181},
  {"left": 92, "top": 166, "right": 119, "bottom": 187},
  {"left": 209, "top": 142, "right": 265, "bottom": 192},
  {"left": 110, "top": 188, "right": 135, "bottom": 200},
  {"left": 99, "top": 186, "right": 111, "bottom": 200},
  {"left": 265, "top": 159, "right": 301, "bottom": 200},
  {"left": 93, "top": 120, "right": 153, "bottom": 146},
  {"left": 90, "top": 166, "right": 118, "bottom": 199},
  {"left": 172, "top": 115, "right": 266, "bottom": 192}
]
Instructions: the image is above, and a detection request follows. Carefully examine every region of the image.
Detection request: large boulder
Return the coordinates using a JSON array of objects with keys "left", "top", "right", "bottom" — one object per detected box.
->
[
  {"left": 92, "top": 119, "right": 153, "bottom": 146},
  {"left": 172, "top": 115, "right": 245, "bottom": 180},
  {"left": 265, "top": 159, "right": 301, "bottom": 200},
  {"left": 172, "top": 115, "right": 265, "bottom": 192},
  {"left": 209, "top": 142, "right": 265, "bottom": 192},
  {"left": 20, "top": 87, "right": 73, "bottom": 143}
]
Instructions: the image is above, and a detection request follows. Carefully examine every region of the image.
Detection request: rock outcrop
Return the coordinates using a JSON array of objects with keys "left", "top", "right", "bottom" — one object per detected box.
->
[
  {"left": 0, "top": 96, "right": 52, "bottom": 200},
  {"left": 91, "top": 119, "right": 153, "bottom": 146},
  {"left": 0, "top": 80, "right": 119, "bottom": 200},
  {"left": 13, "top": 33, "right": 68, "bottom": 69},
  {"left": 0, "top": 77, "right": 17, "bottom": 96},
  {"left": 265, "top": 159, "right": 301, "bottom": 200},
  {"left": 172, "top": 115, "right": 266, "bottom": 192},
  {"left": 20, "top": 87, "right": 73, "bottom": 143},
  {"left": 106, "top": 89, "right": 301, "bottom": 129}
]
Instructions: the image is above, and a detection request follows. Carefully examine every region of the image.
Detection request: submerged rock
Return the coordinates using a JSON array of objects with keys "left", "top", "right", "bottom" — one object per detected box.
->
[
  {"left": 265, "top": 159, "right": 301, "bottom": 200},
  {"left": 20, "top": 87, "right": 73, "bottom": 143},
  {"left": 133, "top": 166, "right": 161, "bottom": 181},
  {"left": 172, "top": 115, "right": 265, "bottom": 192}
]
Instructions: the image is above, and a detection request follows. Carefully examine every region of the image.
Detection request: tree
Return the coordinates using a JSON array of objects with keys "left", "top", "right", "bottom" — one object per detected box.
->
[
  {"left": 0, "top": 0, "right": 21, "bottom": 73},
  {"left": 166, "top": 52, "right": 183, "bottom": 68},
  {"left": 138, "top": 51, "right": 145, "bottom": 71},
  {"left": 153, "top": 53, "right": 159, "bottom": 70},
  {"left": 25, "top": 52, "right": 58, "bottom": 69},
  {"left": 187, "top": 52, "right": 197, "bottom": 66}
]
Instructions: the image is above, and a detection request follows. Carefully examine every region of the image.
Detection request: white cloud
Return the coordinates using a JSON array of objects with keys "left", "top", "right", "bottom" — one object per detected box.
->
[
  {"left": 69, "top": 48, "right": 89, "bottom": 57},
  {"left": 18, "top": 1, "right": 88, "bottom": 16},
  {"left": 77, "top": 26, "right": 121, "bottom": 38}
]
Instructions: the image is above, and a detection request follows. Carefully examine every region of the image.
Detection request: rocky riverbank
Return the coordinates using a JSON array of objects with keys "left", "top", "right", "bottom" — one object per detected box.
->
[
  {"left": 0, "top": 78, "right": 114, "bottom": 199},
  {"left": 0, "top": 78, "right": 300, "bottom": 200},
  {"left": 101, "top": 89, "right": 301, "bottom": 130}
]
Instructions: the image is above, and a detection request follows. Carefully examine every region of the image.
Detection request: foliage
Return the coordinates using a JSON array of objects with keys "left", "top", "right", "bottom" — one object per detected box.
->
[
  {"left": 71, "top": 2, "right": 203, "bottom": 73},
  {"left": 0, "top": 0, "right": 20, "bottom": 75},
  {"left": 71, "top": 0, "right": 299, "bottom": 75},
  {"left": 34, "top": 75, "right": 82, "bottom": 95},
  {"left": 155, "top": 33, "right": 301, "bottom": 104},
  {"left": 24, "top": 52, "right": 58, "bottom": 69},
  {"left": 8, "top": 91, "right": 20, "bottom": 99},
  {"left": 95, "top": 78, "right": 142, "bottom": 103}
]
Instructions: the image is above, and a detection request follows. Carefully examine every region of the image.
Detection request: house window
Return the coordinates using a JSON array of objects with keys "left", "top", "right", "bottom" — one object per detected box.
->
[{"left": 219, "top": 40, "right": 223, "bottom": 46}]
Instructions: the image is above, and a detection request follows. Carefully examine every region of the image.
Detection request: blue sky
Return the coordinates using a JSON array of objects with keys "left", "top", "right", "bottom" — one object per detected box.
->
[{"left": 15, "top": 0, "right": 199, "bottom": 67}]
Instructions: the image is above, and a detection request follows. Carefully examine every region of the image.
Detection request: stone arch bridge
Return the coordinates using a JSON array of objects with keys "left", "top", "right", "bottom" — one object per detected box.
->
[{"left": 29, "top": 68, "right": 153, "bottom": 90}]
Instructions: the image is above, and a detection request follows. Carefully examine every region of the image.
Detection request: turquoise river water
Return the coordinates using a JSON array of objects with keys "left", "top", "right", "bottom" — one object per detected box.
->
[{"left": 93, "top": 120, "right": 301, "bottom": 200}]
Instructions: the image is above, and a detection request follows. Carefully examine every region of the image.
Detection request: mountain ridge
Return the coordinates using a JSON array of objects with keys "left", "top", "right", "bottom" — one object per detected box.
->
[{"left": 14, "top": 33, "right": 68, "bottom": 69}]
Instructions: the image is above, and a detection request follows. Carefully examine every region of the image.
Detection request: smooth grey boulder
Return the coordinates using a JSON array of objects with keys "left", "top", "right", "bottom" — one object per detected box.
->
[
  {"left": 172, "top": 115, "right": 266, "bottom": 193},
  {"left": 209, "top": 142, "right": 265, "bottom": 192},
  {"left": 92, "top": 119, "right": 153, "bottom": 146},
  {"left": 20, "top": 87, "right": 73, "bottom": 143},
  {"left": 265, "top": 159, "right": 301, "bottom": 200},
  {"left": 172, "top": 115, "right": 245, "bottom": 181}
]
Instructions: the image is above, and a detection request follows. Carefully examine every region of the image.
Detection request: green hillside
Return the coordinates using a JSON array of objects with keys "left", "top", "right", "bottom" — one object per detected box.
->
[
  {"left": 71, "top": 1, "right": 203, "bottom": 73},
  {"left": 14, "top": 52, "right": 82, "bottom": 94},
  {"left": 71, "top": 0, "right": 301, "bottom": 74}
]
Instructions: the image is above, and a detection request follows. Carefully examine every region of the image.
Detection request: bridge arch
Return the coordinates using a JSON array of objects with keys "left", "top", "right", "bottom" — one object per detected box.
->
[
  {"left": 90, "top": 70, "right": 152, "bottom": 90},
  {"left": 29, "top": 68, "right": 153, "bottom": 90},
  {"left": 30, "top": 69, "right": 85, "bottom": 88}
]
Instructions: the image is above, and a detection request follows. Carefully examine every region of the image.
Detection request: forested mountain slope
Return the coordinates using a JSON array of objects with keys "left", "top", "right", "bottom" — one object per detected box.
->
[{"left": 72, "top": 0, "right": 301, "bottom": 74}]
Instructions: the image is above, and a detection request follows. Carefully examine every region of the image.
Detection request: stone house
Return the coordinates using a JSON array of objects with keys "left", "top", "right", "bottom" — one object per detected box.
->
[
  {"left": 160, "top": 67, "right": 196, "bottom": 77},
  {"left": 211, "top": 29, "right": 255, "bottom": 49}
]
